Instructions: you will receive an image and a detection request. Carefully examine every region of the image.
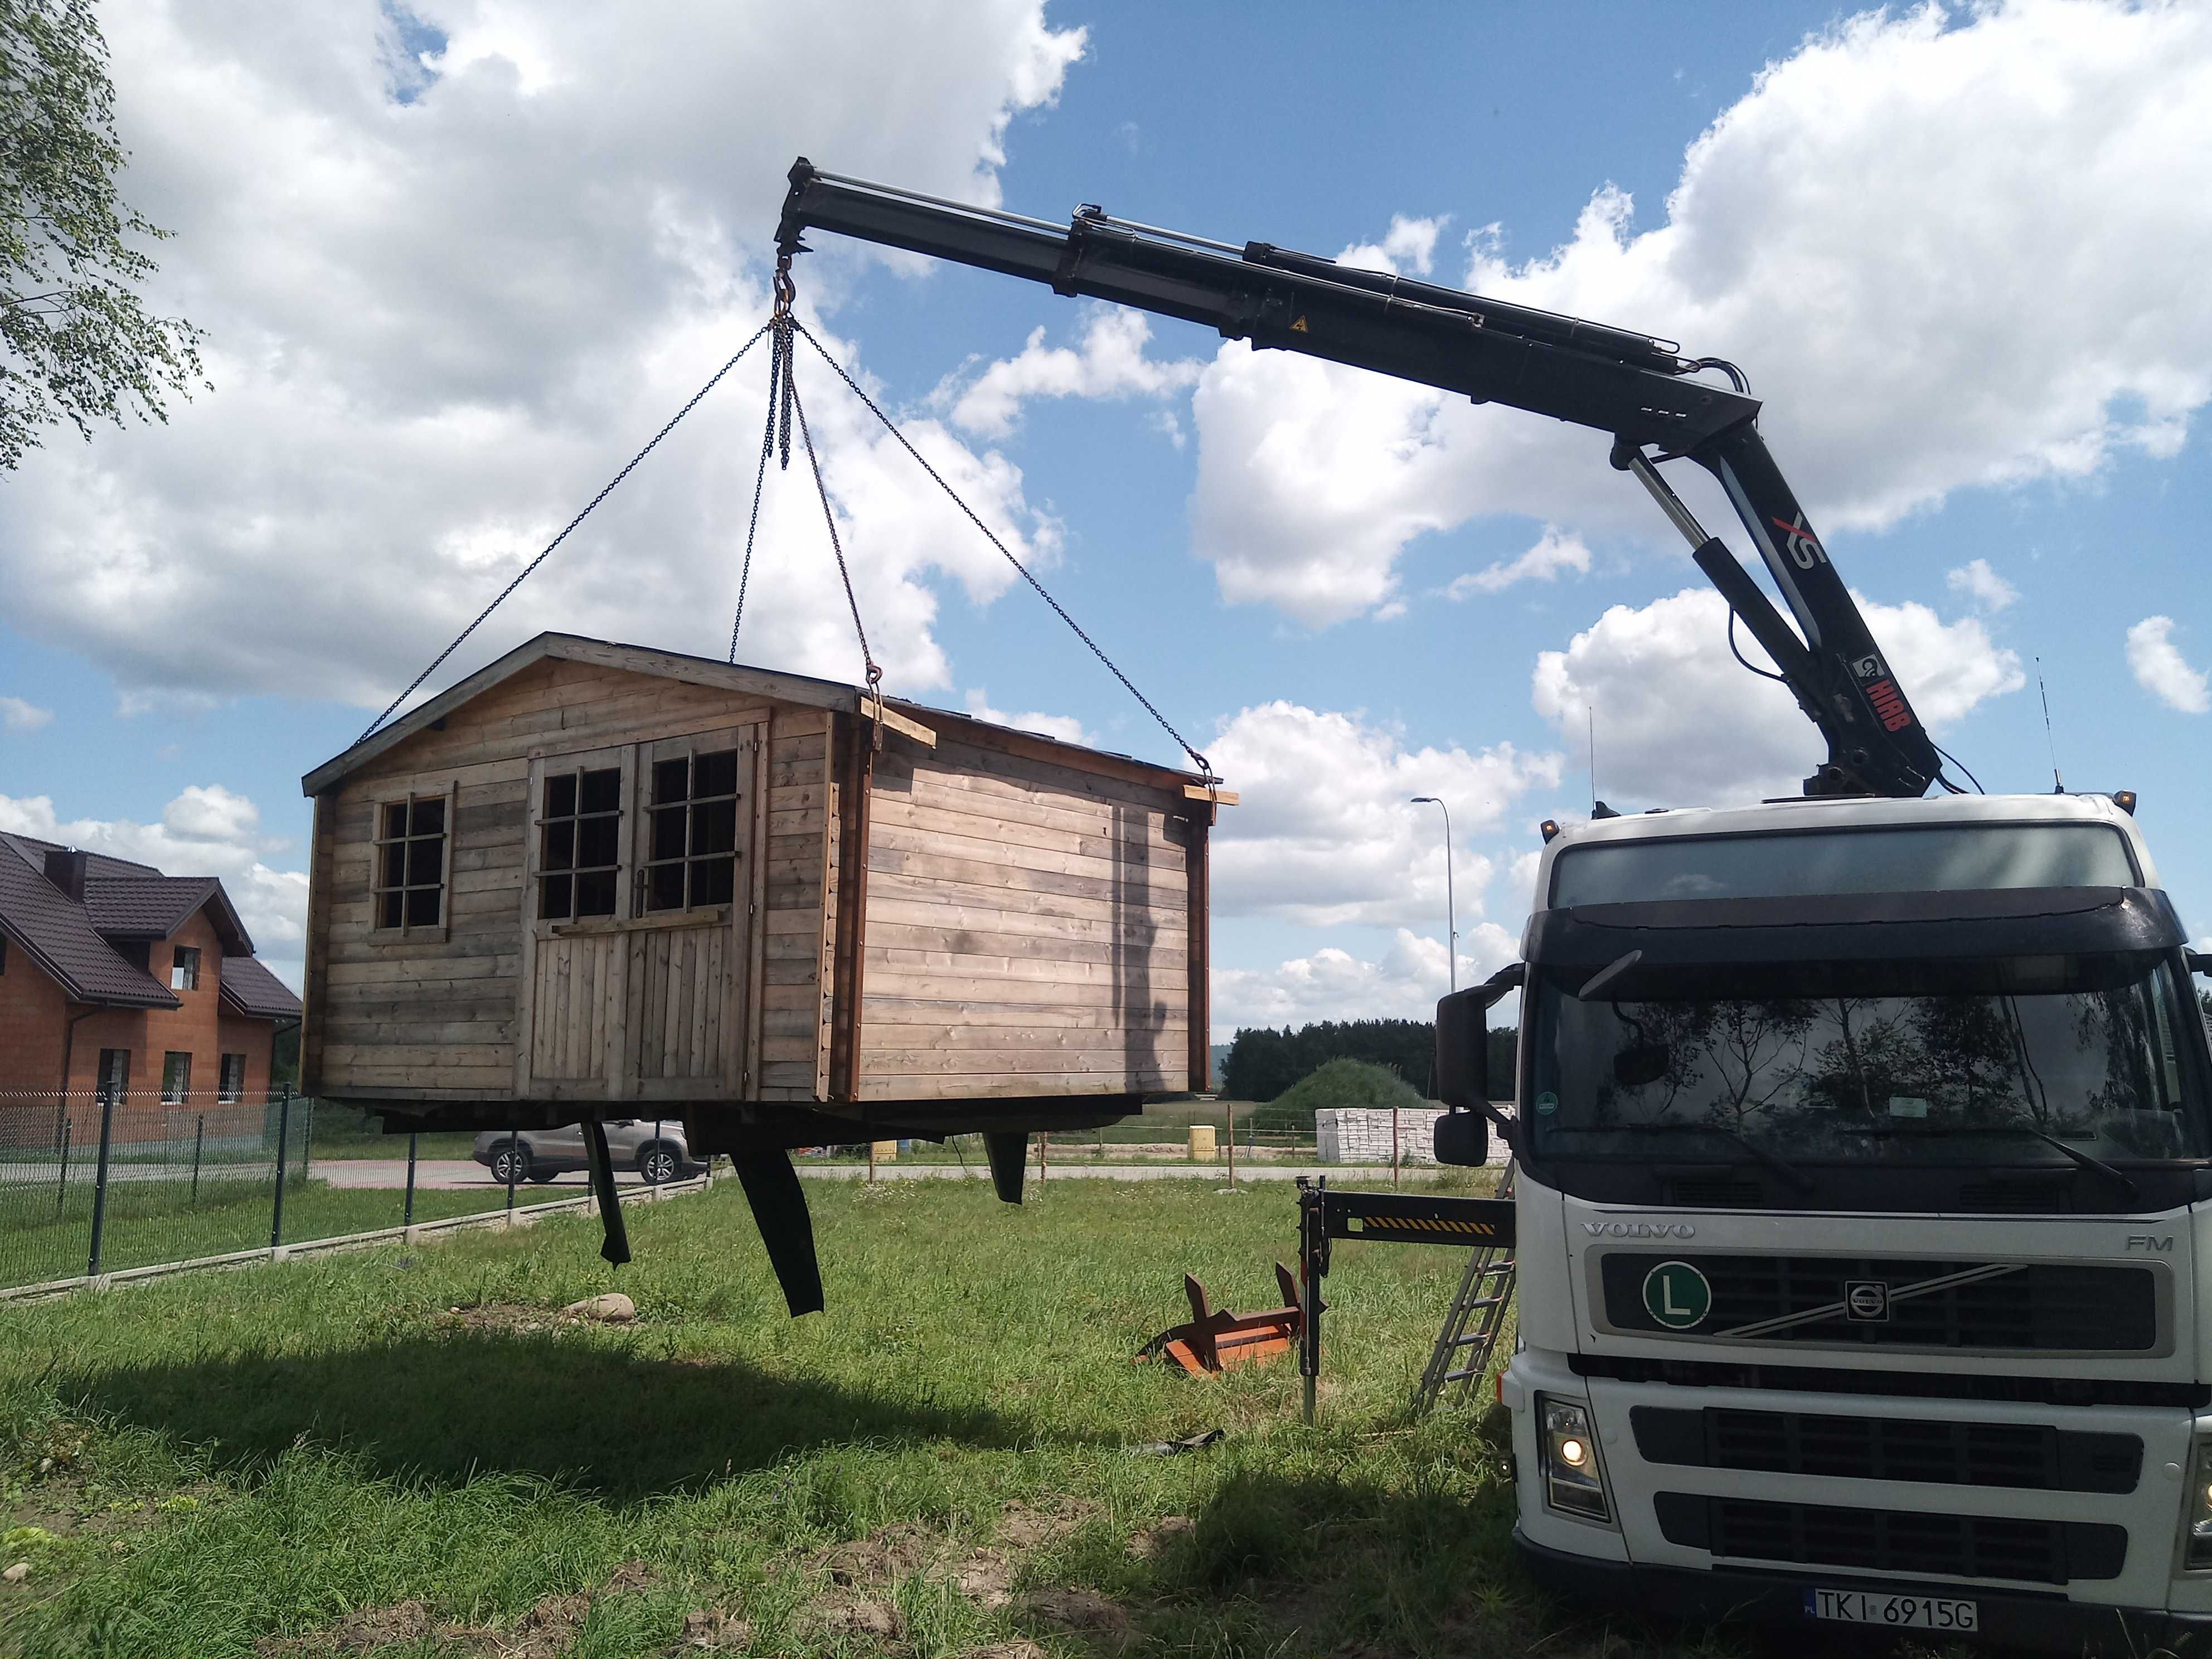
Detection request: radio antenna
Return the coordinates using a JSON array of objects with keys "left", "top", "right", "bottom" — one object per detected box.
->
[
  {"left": 2036, "top": 657, "right": 2064, "bottom": 794},
  {"left": 1587, "top": 704, "right": 1597, "bottom": 811}
]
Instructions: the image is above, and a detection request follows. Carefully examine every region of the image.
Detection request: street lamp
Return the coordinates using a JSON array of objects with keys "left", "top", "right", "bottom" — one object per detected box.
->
[{"left": 1409, "top": 796, "right": 1456, "bottom": 992}]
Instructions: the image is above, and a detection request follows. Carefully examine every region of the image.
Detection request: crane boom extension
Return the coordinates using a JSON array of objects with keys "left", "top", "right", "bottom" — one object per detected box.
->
[{"left": 776, "top": 158, "right": 1944, "bottom": 798}]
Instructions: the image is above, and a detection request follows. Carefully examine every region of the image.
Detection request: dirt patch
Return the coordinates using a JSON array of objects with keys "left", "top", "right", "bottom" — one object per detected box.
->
[
  {"left": 676, "top": 1607, "right": 751, "bottom": 1650},
  {"left": 959, "top": 1645, "right": 1047, "bottom": 1659},
  {"left": 996, "top": 1497, "right": 1096, "bottom": 1551},
  {"left": 802, "top": 1587, "right": 903, "bottom": 1642},
  {"left": 1019, "top": 1587, "right": 1134, "bottom": 1647},
  {"left": 258, "top": 1559, "right": 669, "bottom": 1656},
  {"left": 809, "top": 1522, "right": 939, "bottom": 1586},
  {"left": 1127, "top": 1516, "right": 1194, "bottom": 1559},
  {"left": 433, "top": 1302, "right": 564, "bottom": 1335},
  {"left": 947, "top": 1548, "right": 1016, "bottom": 1609}
]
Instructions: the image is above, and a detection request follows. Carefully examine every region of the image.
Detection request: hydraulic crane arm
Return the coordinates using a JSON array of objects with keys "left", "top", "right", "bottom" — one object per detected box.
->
[{"left": 776, "top": 158, "right": 1947, "bottom": 799}]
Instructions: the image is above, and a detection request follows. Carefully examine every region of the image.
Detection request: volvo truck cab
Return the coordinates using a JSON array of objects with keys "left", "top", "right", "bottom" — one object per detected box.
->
[{"left": 1451, "top": 792, "right": 2212, "bottom": 1651}]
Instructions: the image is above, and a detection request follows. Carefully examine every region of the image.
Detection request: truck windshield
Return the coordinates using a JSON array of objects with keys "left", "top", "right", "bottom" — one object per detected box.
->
[{"left": 1526, "top": 959, "right": 2208, "bottom": 1164}]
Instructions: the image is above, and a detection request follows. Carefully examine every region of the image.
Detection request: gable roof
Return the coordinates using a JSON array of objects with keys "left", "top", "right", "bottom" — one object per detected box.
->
[
  {"left": 81, "top": 876, "right": 253, "bottom": 955},
  {"left": 0, "top": 832, "right": 281, "bottom": 1012},
  {"left": 0, "top": 841, "right": 178, "bottom": 1010},
  {"left": 219, "top": 954, "right": 302, "bottom": 1021},
  {"left": 303, "top": 632, "right": 1223, "bottom": 798}
]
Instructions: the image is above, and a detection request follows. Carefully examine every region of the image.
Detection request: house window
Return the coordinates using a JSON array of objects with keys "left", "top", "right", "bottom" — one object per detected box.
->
[
  {"left": 538, "top": 766, "right": 623, "bottom": 921},
  {"left": 171, "top": 945, "right": 201, "bottom": 991},
  {"left": 161, "top": 1051, "right": 192, "bottom": 1105},
  {"left": 644, "top": 748, "right": 740, "bottom": 911},
  {"left": 96, "top": 1049, "right": 129, "bottom": 1104},
  {"left": 375, "top": 794, "right": 448, "bottom": 930},
  {"left": 219, "top": 1054, "right": 246, "bottom": 1103}
]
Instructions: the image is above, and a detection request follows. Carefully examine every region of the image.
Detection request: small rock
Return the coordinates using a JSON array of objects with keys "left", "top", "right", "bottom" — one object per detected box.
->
[
  {"left": 561, "top": 1292, "right": 636, "bottom": 1322},
  {"left": 3, "top": 1562, "right": 28, "bottom": 1584},
  {"left": 680, "top": 1608, "right": 750, "bottom": 1649}
]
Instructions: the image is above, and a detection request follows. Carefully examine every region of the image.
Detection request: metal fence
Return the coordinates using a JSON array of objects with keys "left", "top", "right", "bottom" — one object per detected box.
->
[{"left": 0, "top": 1090, "right": 581, "bottom": 1294}]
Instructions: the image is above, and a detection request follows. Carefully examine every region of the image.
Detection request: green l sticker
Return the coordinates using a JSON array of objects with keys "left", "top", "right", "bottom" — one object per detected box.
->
[{"left": 1642, "top": 1260, "right": 1711, "bottom": 1330}]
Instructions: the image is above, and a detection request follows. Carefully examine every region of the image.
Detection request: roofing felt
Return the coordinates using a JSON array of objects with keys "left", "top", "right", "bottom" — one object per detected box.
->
[
  {"left": 0, "top": 844, "right": 178, "bottom": 1010},
  {"left": 81, "top": 876, "right": 254, "bottom": 955},
  {"left": 217, "top": 953, "right": 302, "bottom": 1021}
]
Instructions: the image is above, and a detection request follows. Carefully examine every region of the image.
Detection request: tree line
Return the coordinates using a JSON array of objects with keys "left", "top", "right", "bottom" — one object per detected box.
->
[{"left": 1220, "top": 1018, "right": 1517, "bottom": 1104}]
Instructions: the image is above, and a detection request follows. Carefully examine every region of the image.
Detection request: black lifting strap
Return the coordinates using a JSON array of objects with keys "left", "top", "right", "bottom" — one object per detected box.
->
[
  {"left": 734, "top": 1150, "right": 825, "bottom": 1317},
  {"left": 582, "top": 1118, "right": 631, "bottom": 1267}
]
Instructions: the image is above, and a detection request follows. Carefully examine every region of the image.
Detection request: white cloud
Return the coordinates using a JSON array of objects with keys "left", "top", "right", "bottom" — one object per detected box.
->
[
  {"left": 1211, "top": 924, "right": 1518, "bottom": 1040},
  {"left": 0, "top": 697, "right": 53, "bottom": 732},
  {"left": 0, "top": 787, "right": 308, "bottom": 987},
  {"left": 2127, "top": 615, "right": 2210, "bottom": 714},
  {"left": 1337, "top": 214, "right": 1445, "bottom": 278},
  {"left": 1531, "top": 586, "right": 2022, "bottom": 804},
  {"left": 1, "top": 2, "right": 1088, "bottom": 710},
  {"left": 1441, "top": 527, "right": 1592, "bottom": 598},
  {"left": 1186, "top": 1, "right": 2212, "bottom": 626},
  {"left": 1946, "top": 557, "right": 2019, "bottom": 612},
  {"left": 960, "top": 688, "right": 1090, "bottom": 746},
  {"left": 944, "top": 307, "right": 1204, "bottom": 439},
  {"left": 1207, "top": 701, "right": 1560, "bottom": 926}
]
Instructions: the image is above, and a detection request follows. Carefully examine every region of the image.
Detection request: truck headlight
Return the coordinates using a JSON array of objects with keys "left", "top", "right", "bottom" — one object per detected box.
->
[
  {"left": 2188, "top": 1440, "right": 2212, "bottom": 1570},
  {"left": 1538, "top": 1394, "right": 1612, "bottom": 1523}
]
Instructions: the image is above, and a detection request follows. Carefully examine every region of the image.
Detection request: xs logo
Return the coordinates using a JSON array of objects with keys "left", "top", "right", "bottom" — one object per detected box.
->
[
  {"left": 2126, "top": 1235, "right": 2175, "bottom": 1252},
  {"left": 1770, "top": 513, "right": 1828, "bottom": 571}
]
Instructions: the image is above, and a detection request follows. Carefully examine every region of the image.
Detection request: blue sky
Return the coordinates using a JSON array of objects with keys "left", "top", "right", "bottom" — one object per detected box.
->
[{"left": 2, "top": 0, "right": 2208, "bottom": 1028}]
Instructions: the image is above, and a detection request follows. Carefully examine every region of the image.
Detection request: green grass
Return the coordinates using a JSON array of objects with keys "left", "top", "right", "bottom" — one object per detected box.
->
[
  {"left": 303, "top": 1109, "right": 477, "bottom": 1163},
  {"left": 0, "top": 1177, "right": 575, "bottom": 1290},
  {"left": 0, "top": 1175, "right": 1773, "bottom": 1658}
]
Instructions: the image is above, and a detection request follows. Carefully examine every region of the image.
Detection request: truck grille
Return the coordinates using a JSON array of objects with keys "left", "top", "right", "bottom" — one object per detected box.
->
[
  {"left": 1653, "top": 1493, "right": 2127, "bottom": 1584},
  {"left": 1632, "top": 1406, "right": 2142, "bottom": 1493},
  {"left": 1599, "top": 1253, "right": 2158, "bottom": 1351}
]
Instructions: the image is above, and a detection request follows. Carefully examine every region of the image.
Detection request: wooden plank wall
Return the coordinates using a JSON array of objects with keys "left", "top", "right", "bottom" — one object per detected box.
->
[
  {"left": 756, "top": 707, "right": 837, "bottom": 1100},
  {"left": 856, "top": 732, "right": 1192, "bottom": 1101},
  {"left": 308, "top": 656, "right": 813, "bottom": 1100}
]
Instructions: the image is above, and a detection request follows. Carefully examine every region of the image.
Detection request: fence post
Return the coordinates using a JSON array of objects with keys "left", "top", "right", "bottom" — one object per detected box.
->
[
  {"left": 506, "top": 1126, "right": 520, "bottom": 1216},
  {"left": 404, "top": 1131, "right": 419, "bottom": 1228},
  {"left": 55, "top": 1116, "right": 71, "bottom": 1218},
  {"left": 1225, "top": 1100, "right": 1235, "bottom": 1189},
  {"left": 270, "top": 1089, "right": 292, "bottom": 1250},
  {"left": 86, "top": 1088, "right": 118, "bottom": 1277},
  {"left": 191, "top": 1114, "right": 205, "bottom": 1205},
  {"left": 300, "top": 1096, "right": 313, "bottom": 1181}
]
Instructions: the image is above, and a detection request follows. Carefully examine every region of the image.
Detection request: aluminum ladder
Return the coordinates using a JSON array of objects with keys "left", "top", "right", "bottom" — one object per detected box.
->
[{"left": 1410, "top": 1158, "right": 1517, "bottom": 1415}]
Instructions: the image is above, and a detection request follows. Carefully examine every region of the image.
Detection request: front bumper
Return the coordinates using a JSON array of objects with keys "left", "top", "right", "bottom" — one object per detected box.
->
[{"left": 1517, "top": 1530, "right": 2212, "bottom": 1656}]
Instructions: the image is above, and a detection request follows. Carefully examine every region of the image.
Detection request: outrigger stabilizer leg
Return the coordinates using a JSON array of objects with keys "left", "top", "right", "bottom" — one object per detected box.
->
[
  {"left": 982, "top": 1131, "right": 1027, "bottom": 1204},
  {"left": 734, "top": 1150, "right": 826, "bottom": 1316},
  {"left": 582, "top": 1118, "right": 631, "bottom": 1267}
]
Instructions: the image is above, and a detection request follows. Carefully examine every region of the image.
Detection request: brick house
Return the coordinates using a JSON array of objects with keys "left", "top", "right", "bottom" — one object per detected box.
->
[{"left": 0, "top": 833, "right": 301, "bottom": 1106}]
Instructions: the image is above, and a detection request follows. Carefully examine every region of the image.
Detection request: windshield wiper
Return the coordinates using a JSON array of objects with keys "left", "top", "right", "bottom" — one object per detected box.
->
[
  {"left": 1554, "top": 1122, "right": 1817, "bottom": 1195},
  {"left": 1839, "top": 1124, "right": 2142, "bottom": 1204}
]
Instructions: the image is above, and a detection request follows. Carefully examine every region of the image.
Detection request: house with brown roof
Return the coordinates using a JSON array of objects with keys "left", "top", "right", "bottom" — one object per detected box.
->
[{"left": 0, "top": 833, "right": 302, "bottom": 1106}]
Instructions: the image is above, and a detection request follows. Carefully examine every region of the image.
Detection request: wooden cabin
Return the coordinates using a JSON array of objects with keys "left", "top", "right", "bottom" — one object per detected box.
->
[{"left": 298, "top": 633, "right": 1228, "bottom": 1154}]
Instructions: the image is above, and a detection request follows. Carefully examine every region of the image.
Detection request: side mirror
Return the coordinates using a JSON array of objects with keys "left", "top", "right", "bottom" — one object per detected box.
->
[
  {"left": 2189, "top": 950, "right": 2211, "bottom": 977},
  {"left": 1435, "top": 983, "right": 1490, "bottom": 1108},
  {"left": 1433, "top": 1110, "right": 1488, "bottom": 1167}
]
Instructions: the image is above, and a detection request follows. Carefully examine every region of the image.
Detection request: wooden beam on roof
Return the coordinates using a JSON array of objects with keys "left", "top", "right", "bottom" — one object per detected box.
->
[
  {"left": 1183, "top": 785, "right": 1238, "bottom": 806},
  {"left": 862, "top": 695, "right": 937, "bottom": 749}
]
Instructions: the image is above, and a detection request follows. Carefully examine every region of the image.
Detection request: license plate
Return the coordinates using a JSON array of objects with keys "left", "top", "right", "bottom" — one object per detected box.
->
[{"left": 1804, "top": 1587, "right": 1979, "bottom": 1632}]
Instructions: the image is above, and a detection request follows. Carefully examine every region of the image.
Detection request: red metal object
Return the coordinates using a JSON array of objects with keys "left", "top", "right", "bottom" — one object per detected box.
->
[{"left": 1136, "top": 1264, "right": 1303, "bottom": 1376}]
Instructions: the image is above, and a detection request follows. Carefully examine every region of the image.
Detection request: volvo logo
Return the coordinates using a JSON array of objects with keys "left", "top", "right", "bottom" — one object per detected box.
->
[
  {"left": 1587, "top": 1220, "right": 1696, "bottom": 1239},
  {"left": 1844, "top": 1280, "right": 1890, "bottom": 1323}
]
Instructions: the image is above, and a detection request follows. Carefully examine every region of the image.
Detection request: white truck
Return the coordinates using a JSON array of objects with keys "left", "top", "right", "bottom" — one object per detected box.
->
[
  {"left": 774, "top": 162, "right": 2212, "bottom": 1648},
  {"left": 1439, "top": 788, "right": 2212, "bottom": 1652}
]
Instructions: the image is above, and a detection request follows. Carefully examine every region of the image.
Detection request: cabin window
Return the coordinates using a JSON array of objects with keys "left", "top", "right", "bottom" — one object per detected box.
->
[
  {"left": 161, "top": 1051, "right": 192, "bottom": 1105},
  {"left": 219, "top": 1053, "right": 246, "bottom": 1103},
  {"left": 375, "top": 793, "right": 450, "bottom": 930},
  {"left": 644, "top": 748, "right": 740, "bottom": 911},
  {"left": 171, "top": 945, "right": 201, "bottom": 991},
  {"left": 539, "top": 765, "right": 623, "bottom": 921}
]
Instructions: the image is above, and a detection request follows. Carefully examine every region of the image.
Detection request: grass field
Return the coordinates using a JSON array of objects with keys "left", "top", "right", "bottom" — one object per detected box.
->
[
  {"left": 0, "top": 1176, "right": 576, "bottom": 1291},
  {"left": 0, "top": 1175, "right": 1807, "bottom": 1658}
]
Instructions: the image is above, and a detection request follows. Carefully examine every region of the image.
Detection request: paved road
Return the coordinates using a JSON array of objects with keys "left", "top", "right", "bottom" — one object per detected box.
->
[{"left": 314, "top": 1158, "right": 1490, "bottom": 1190}]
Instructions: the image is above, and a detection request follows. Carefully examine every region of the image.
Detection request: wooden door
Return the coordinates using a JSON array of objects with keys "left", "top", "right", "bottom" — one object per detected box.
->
[
  {"left": 625, "top": 729, "right": 754, "bottom": 1098},
  {"left": 514, "top": 726, "right": 760, "bottom": 1101}
]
